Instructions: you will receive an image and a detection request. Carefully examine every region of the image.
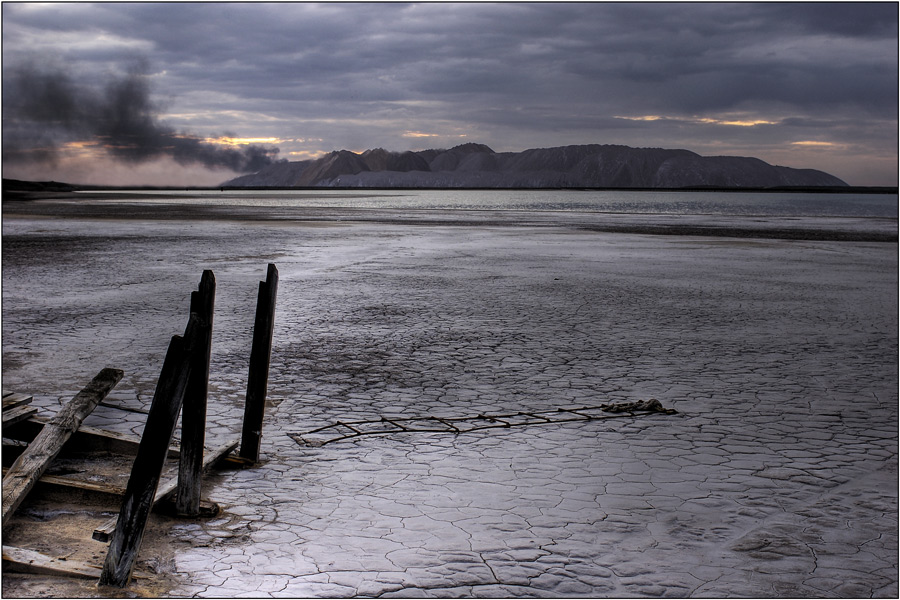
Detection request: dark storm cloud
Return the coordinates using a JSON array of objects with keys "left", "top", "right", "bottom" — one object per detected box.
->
[
  {"left": 5, "top": 2, "right": 894, "bottom": 120},
  {"left": 2, "top": 60, "right": 279, "bottom": 171},
  {"left": 2, "top": 2, "right": 896, "bottom": 184}
]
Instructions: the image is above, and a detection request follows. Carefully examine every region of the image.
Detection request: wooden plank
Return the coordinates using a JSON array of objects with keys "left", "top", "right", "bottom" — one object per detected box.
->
[
  {"left": 3, "top": 545, "right": 103, "bottom": 579},
  {"left": 68, "top": 424, "right": 179, "bottom": 458},
  {"left": 240, "top": 263, "right": 278, "bottom": 462},
  {"left": 3, "top": 418, "right": 181, "bottom": 458},
  {"left": 2, "top": 393, "right": 33, "bottom": 410},
  {"left": 2, "top": 545, "right": 149, "bottom": 580},
  {"left": 176, "top": 270, "right": 216, "bottom": 516},
  {"left": 33, "top": 474, "right": 128, "bottom": 496},
  {"left": 100, "top": 331, "right": 194, "bottom": 587},
  {"left": 2, "top": 467, "right": 127, "bottom": 496},
  {"left": 2, "top": 405, "right": 38, "bottom": 427},
  {"left": 1, "top": 368, "right": 124, "bottom": 526},
  {"left": 93, "top": 438, "right": 239, "bottom": 542}
]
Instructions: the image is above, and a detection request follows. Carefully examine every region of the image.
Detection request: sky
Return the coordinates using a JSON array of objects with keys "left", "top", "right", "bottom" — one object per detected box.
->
[{"left": 2, "top": 1, "right": 897, "bottom": 187}]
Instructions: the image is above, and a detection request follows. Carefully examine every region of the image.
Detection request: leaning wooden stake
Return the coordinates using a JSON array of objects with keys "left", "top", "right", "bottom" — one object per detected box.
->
[
  {"left": 239, "top": 263, "right": 279, "bottom": 463},
  {"left": 1, "top": 368, "right": 123, "bottom": 526},
  {"left": 100, "top": 322, "right": 198, "bottom": 588},
  {"left": 175, "top": 270, "right": 216, "bottom": 516}
]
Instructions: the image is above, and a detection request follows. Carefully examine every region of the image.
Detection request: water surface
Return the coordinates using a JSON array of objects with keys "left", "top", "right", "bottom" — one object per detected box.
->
[{"left": 79, "top": 189, "right": 898, "bottom": 218}]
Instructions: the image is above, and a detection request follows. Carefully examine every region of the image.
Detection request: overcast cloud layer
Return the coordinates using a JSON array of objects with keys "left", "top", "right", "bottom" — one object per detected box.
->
[{"left": 2, "top": 2, "right": 897, "bottom": 186}]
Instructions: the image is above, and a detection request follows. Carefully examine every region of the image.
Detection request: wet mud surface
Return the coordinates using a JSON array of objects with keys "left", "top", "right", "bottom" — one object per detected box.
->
[{"left": 2, "top": 201, "right": 897, "bottom": 597}]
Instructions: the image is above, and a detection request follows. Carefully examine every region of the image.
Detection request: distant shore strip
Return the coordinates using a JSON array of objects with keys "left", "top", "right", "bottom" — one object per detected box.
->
[{"left": 2, "top": 199, "right": 896, "bottom": 243}]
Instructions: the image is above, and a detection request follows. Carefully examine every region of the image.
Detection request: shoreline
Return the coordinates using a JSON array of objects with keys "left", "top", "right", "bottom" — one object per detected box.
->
[{"left": 5, "top": 177, "right": 896, "bottom": 196}]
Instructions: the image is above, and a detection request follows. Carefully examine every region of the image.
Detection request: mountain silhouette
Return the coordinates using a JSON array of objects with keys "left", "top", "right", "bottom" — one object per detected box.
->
[{"left": 223, "top": 143, "right": 847, "bottom": 188}]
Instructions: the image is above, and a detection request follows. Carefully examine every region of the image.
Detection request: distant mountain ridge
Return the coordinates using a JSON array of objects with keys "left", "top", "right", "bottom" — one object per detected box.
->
[{"left": 223, "top": 143, "right": 848, "bottom": 188}]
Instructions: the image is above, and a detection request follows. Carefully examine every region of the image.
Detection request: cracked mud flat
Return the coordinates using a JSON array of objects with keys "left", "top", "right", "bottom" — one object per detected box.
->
[{"left": 1, "top": 202, "right": 897, "bottom": 598}]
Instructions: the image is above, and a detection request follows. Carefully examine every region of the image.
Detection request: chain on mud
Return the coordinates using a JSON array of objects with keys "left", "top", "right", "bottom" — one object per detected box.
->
[{"left": 289, "top": 400, "right": 678, "bottom": 447}]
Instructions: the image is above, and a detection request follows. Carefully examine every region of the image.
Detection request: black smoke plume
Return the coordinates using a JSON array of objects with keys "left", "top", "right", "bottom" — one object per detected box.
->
[{"left": 3, "top": 62, "right": 279, "bottom": 172}]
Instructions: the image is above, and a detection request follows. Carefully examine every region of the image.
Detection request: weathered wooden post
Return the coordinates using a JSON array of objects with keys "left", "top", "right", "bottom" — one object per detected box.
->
[
  {"left": 1, "top": 368, "right": 123, "bottom": 526},
  {"left": 100, "top": 318, "right": 199, "bottom": 587},
  {"left": 175, "top": 270, "right": 215, "bottom": 516},
  {"left": 239, "top": 263, "right": 279, "bottom": 463}
]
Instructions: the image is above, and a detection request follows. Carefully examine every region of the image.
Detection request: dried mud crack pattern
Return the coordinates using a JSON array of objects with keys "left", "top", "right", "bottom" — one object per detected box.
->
[{"left": 2, "top": 217, "right": 896, "bottom": 597}]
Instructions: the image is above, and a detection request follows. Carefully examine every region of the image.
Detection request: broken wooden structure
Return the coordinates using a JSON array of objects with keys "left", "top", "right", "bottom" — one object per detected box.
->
[
  {"left": 2, "top": 368, "right": 124, "bottom": 527},
  {"left": 2, "top": 264, "right": 279, "bottom": 588}
]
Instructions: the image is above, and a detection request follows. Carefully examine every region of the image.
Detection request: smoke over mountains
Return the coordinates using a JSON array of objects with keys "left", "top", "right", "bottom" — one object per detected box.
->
[
  {"left": 2, "top": 63, "right": 279, "bottom": 173},
  {"left": 224, "top": 143, "right": 848, "bottom": 188}
]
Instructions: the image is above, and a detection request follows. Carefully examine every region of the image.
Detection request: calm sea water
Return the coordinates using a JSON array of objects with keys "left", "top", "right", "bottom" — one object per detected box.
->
[{"left": 81, "top": 189, "right": 898, "bottom": 218}]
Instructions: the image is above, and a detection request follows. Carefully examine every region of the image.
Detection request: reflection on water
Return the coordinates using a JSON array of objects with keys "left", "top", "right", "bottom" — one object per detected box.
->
[{"left": 80, "top": 189, "right": 898, "bottom": 218}]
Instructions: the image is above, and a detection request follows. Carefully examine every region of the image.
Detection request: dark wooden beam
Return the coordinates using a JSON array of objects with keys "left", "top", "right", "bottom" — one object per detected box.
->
[
  {"left": 99, "top": 329, "right": 195, "bottom": 588},
  {"left": 239, "top": 263, "right": 278, "bottom": 462},
  {"left": 176, "top": 270, "right": 216, "bottom": 517}
]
